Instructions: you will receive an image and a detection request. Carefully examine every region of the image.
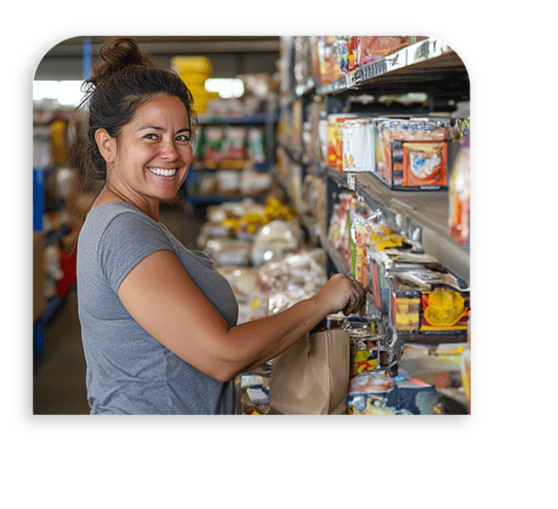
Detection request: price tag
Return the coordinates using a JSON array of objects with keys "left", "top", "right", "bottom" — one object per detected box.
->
[
  {"left": 346, "top": 71, "right": 357, "bottom": 88},
  {"left": 346, "top": 172, "right": 356, "bottom": 191}
]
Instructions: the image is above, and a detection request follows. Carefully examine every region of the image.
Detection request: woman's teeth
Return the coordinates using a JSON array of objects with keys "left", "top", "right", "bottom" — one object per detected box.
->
[{"left": 149, "top": 168, "right": 176, "bottom": 176}]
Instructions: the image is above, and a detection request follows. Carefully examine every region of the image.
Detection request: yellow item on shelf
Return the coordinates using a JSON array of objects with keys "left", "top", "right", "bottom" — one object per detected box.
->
[
  {"left": 423, "top": 288, "right": 465, "bottom": 327},
  {"left": 171, "top": 56, "right": 215, "bottom": 114},
  {"left": 171, "top": 56, "right": 213, "bottom": 74}
]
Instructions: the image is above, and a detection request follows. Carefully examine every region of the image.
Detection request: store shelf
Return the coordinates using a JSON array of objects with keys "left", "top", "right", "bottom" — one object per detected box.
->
[
  {"left": 304, "top": 159, "right": 469, "bottom": 283},
  {"left": 357, "top": 172, "right": 470, "bottom": 283},
  {"left": 198, "top": 113, "right": 280, "bottom": 125},
  {"left": 188, "top": 193, "right": 267, "bottom": 206},
  {"left": 316, "top": 38, "right": 468, "bottom": 99}
]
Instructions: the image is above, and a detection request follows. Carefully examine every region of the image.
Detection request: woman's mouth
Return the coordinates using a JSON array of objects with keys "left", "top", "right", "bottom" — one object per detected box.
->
[{"left": 148, "top": 167, "right": 177, "bottom": 177}]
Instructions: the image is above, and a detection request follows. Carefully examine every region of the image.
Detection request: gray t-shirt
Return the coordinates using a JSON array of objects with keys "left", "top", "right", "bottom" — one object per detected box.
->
[{"left": 77, "top": 201, "right": 239, "bottom": 414}]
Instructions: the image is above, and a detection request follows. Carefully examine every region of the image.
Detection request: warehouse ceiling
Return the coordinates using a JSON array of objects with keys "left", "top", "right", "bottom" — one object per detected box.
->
[{"left": 35, "top": 36, "right": 282, "bottom": 81}]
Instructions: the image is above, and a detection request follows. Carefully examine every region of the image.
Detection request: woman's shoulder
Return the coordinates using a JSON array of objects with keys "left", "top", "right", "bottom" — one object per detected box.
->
[
  {"left": 88, "top": 201, "right": 151, "bottom": 224},
  {"left": 82, "top": 201, "right": 164, "bottom": 248}
]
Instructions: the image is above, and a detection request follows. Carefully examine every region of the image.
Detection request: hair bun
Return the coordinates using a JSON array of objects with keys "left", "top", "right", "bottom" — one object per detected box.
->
[{"left": 90, "top": 37, "right": 154, "bottom": 85}]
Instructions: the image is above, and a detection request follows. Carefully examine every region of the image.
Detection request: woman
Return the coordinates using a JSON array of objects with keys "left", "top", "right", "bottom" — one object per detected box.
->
[{"left": 74, "top": 37, "right": 366, "bottom": 414}]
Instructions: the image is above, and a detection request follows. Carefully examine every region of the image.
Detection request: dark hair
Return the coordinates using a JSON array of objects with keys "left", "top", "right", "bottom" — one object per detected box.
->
[
  {"left": 65, "top": 37, "right": 196, "bottom": 251},
  {"left": 75, "top": 37, "right": 197, "bottom": 183}
]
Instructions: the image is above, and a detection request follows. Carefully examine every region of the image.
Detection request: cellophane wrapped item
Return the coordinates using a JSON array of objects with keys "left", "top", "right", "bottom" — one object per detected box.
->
[
  {"left": 351, "top": 36, "right": 413, "bottom": 67},
  {"left": 247, "top": 249, "right": 328, "bottom": 320}
]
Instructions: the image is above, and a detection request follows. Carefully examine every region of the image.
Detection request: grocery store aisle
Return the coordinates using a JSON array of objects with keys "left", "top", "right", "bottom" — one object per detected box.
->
[
  {"left": 33, "top": 207, "right": 204, "bottom": 415},
  {"left": 33, "top": 288, "right": 89, "bottom": 414}
]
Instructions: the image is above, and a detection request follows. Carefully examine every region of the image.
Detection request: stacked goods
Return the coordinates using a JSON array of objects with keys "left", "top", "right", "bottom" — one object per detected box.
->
[
  {"left": 171, "top": 56, "right": 218, "bottom": 114},
  {"left": 316, "top": 113, "right": 460, "bottom": 191},
  {"left": 309, "top": 36, "right": 423, "bottom": 85},
  {"left": 328, "top": 195, "right": 471, "bottom": 339},
  {"left": 195, "top": 125, "right": 267, "bottom": 169},
  {"left": 376, "top": 117, "right": 454, "bottom": 189}
]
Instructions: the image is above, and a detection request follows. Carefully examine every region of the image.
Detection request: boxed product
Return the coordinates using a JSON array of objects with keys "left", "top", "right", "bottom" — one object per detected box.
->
[
  {"left": 341, "top": 118, "right": 375, "bottom": 172},
  {"left": 387, "top": 262, "right": 470, "bottom": 334},
  {"left": 369, "top": 250, "right": 436, "bottom": 315},
  {"left": 377, "top": 117, "right": 454, "bottom": 189},
  {"left": 326, "top": 113, "right": 358, "bottom": 171}
]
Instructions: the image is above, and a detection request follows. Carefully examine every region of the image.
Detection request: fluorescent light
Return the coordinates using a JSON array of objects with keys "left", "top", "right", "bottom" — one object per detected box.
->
[
  {"left": 204, "top": 78, "right": 244, "bottom": 99},
  {"left": 33, "top": 80, "right": 85, "bottom": 106}
]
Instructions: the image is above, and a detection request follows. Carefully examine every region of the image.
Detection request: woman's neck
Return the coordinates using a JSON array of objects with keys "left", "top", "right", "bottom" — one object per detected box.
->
[{"left": 92, "top": 184, "right": 160, "bottom": 222}]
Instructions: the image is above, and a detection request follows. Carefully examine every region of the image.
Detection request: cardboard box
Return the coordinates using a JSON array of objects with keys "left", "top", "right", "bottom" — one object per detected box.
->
[{"left": 377, "top": 118, "right": 453, "bottom": 190}]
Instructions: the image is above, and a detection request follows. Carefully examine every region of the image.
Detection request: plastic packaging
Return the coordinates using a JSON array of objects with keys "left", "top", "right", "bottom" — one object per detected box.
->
[
  {"left": 448, "top": 131, "right": 470, "bottom": 247},
  {"left": 378, "top": 117, "right": 454, "bottom": 189},
  {"left": 341, "top": 118, "right": 375, "bottom": 172},
  {"left": 351, "top": 36, "right": 413, "bottom": 67},
  {"left": 203, "top": 238, "right": 252, "bottom": 267},
  {"left": 251, "top": 220, "right": 302, "bottom": 267},
  {"left": 326, "top": 114, "right": 358, "bottom": 171}
]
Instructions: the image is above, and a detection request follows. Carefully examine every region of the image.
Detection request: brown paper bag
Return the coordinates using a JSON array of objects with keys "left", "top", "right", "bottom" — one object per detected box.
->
[{"left": 270, "top": 329, "right": 350, "bottom": 415}]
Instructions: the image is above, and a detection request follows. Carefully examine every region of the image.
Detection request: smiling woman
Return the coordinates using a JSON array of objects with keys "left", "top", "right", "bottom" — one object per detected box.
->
[
  {"left": 72, "top": 37, "right": 366, "bottom": 415},
  {"left": 93, "top": 94, "right": 194, "bottom": 220}
]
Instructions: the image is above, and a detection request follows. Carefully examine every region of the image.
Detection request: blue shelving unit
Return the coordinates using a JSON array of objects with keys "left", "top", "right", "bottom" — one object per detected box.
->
[{"left": 187, "top": 113, "right": 279, "bottom": 212}]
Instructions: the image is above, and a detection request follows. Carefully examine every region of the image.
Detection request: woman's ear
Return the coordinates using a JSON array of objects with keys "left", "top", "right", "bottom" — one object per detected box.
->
[{"left": 95, "top": 128, "right": 117, "bottom": 166}]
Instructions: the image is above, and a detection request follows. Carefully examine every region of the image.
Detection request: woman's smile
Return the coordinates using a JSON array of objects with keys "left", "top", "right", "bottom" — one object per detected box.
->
[{"left": 148, "top": 167, "right": 178, "bottom": 177}]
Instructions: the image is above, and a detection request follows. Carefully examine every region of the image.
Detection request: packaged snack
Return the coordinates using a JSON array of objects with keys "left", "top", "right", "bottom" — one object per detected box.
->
[
  {"left": 203, "top": 126, "right": 225, "bottom": 162},
  {"left": 448, "top": 131, "right": 470, "bottom": 247},
  {"left": 204, "top": 238, "right": 252, "bottom": 267},
  {"left": 388, "top": 263, "right": 470, "bottom": 334},
  {"left": 379, "top": 118, "right": 454, "bottom": 189},
  {"left": 352, "top": 36, "right": 412, "bottom": 67},
  {"left": 318, "top": 36, "right": 342, "bottom": 83},
  {"left": 328, "top": 193, "right": 357, "bottom": 264},
  {"left": 349, "top": 329, "right": 380, "bottom": 376},
  {"left": 246, "top": 127, "right": 266, "bottom": 165},
  {"left": 221, "top": 127, "right": 247, "bottom": 161},
  {"left": 341, "top": 118, "right": 375, "bottom": 172},
  {"left": 327, "top": 114, "right": 358, "bottom": 171},
  {"left": 336, "top": 36, "right": 351, "bottom": 74},
  {"left": 349, "top": 369, "right": 394, "bottom": 394},
  {"left": 251, "top": 219, "right": 302, "bottom": 267}
]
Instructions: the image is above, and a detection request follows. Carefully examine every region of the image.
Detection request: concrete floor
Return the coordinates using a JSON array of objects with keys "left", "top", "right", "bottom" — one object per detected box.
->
[{"left": 32, "top": 208, "right": 203, "bottom": 415}]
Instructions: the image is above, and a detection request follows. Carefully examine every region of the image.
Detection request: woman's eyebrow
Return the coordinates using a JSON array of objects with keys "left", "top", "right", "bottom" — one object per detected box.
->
[
  {"left": 139, "top": 125, "right": 192, "bottom": 134},
  {"left": 139, "top": 124, "right": 164, "bottom": 132}
]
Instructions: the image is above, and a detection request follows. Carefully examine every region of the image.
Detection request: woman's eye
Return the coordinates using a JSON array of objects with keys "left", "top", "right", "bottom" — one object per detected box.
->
[
  {"left": 144, "top": 133, "right": 159, "bottom": 140},
  {"left": 176, "top": 134, "right": 191, "bottom": 142}
]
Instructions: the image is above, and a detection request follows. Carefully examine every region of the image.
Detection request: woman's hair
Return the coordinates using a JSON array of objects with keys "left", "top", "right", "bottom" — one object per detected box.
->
[
  {"left": 78, "top": 37, "right": 196, "bottom": 181},
  {"left": 65, "top": 37, "right": 196, "bottom": 250}
]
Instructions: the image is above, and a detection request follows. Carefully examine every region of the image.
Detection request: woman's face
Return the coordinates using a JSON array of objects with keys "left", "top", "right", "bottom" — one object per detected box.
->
[{"left": 107, "top": 94, "right": 193, "bottom": 205}]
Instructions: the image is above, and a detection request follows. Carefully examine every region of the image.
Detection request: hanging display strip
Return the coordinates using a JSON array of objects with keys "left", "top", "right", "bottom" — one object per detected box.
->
[{"left": 317, "top": 38, "right": 455, "bottom": 95}]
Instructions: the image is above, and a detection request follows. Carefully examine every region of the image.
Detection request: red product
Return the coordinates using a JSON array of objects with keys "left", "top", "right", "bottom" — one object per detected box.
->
[
  {"left": 379, "top": 118, "right": 453, "bottom": 189},
  {"left": 353, "top": 36, "right": 412, "bottom": 67},
  {"left": 56, "top": 249, "right": 77, "bottom": 298}
]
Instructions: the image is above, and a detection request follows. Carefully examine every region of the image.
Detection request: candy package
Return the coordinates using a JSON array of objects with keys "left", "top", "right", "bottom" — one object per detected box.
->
[
  {"left": 387, "top": 263, "right": 470, "bottom": 334},
  {"left": 377, "top": 117, "right": 454, "bottom": 189}
]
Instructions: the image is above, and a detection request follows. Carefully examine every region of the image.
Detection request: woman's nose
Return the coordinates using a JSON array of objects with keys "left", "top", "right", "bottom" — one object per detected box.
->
[{"left": 160, "top": 138, "right": 180, "bottom": 160}]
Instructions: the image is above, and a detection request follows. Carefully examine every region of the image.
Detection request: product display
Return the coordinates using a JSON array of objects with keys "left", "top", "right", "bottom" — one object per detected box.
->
[
  {"left": 34, "top": 36, "right": 470, "bottom": 416},
  {"left": 377, "top": 117, "right": 454, "bottom": 189}
]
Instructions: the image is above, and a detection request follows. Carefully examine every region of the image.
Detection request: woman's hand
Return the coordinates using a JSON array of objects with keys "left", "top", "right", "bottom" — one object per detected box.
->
[{"left": 314, "top": 273, "right": 368, "bottom": 316}]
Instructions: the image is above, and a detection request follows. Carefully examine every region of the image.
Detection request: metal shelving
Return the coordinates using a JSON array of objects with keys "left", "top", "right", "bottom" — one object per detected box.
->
[
  {"left": 315, "top": 37, "right": 468, "bottom": 100},
  {"left": 287, "top": 37, "right": 470, "bottom": 285}
]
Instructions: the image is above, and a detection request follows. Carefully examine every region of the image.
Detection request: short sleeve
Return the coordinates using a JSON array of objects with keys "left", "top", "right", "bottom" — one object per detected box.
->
[{"left": 98, "top": 211, "right": 174, "bottom": 292}]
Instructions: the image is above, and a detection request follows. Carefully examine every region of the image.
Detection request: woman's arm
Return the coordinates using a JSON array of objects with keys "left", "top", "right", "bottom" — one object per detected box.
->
[{"left": 118, "top": 249, "right": 365, "bottom": 382}]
